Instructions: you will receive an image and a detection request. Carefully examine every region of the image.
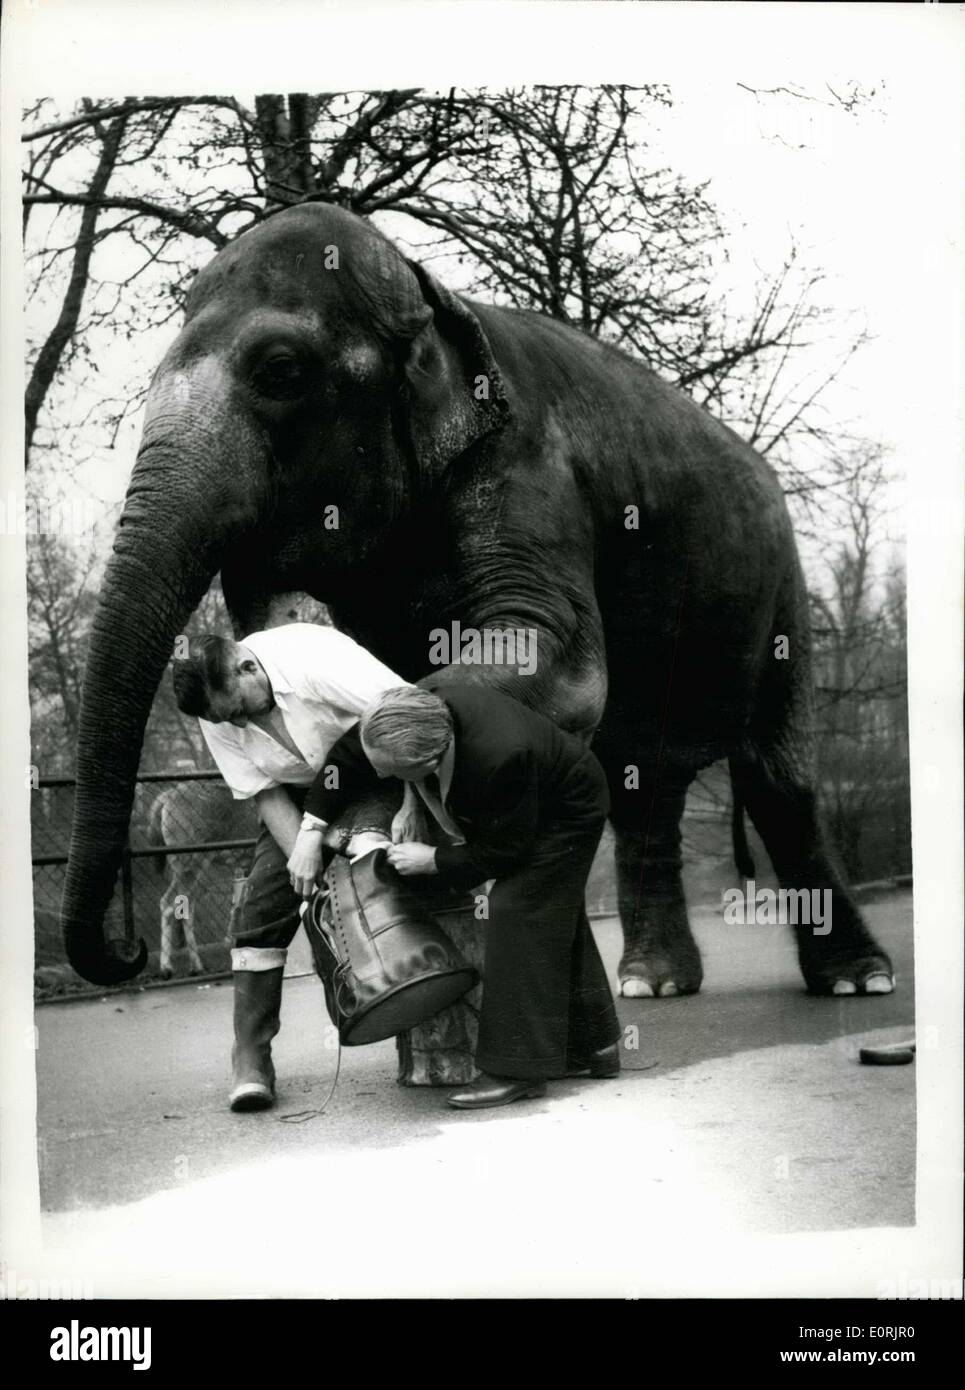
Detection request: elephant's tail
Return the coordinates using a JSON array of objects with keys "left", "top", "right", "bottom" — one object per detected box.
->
[
  {"left": 729, "top": 762, "right": 755, "bottom": 881},
  {"left": 147, "top": 794, "right": 168, "bottom": 877}
]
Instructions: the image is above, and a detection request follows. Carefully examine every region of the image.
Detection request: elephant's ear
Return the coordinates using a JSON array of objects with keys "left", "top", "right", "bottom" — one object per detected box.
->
[{"left": 400, "top": 260, "right": 510, "bottom": 475}]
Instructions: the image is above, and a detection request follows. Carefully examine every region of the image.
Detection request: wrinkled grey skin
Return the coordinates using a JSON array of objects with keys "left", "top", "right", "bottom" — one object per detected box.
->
[{"left": 62, "top": 203, "right": 893, "bottom": 999}]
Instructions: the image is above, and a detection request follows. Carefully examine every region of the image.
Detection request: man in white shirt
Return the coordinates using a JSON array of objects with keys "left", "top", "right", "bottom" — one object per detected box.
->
[{"left": 172, "top": 623, "right": 414, "bottom": 1111}]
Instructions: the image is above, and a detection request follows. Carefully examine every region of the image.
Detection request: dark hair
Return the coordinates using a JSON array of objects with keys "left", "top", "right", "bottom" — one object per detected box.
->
[{"left": 171, "top": 635, "right": 237, "bottom": 718}]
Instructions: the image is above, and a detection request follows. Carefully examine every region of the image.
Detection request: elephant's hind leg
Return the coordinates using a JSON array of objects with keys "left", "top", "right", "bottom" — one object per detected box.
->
[
  {"left": 599, "top": 752, "right": 703, "bottom": 998},
  {"left": 730, "top": 748, "right": 894, "bottom": 996}
]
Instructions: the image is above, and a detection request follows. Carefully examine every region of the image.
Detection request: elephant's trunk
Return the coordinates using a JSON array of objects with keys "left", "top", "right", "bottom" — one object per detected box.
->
[{"left": 62, "top": 392, "right": 266, "bottom": 983}]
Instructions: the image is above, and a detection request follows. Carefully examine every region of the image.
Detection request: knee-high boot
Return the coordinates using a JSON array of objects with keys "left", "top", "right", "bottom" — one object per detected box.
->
[{"left": 229, "top": 947, "right": 285, "bottom": 1112}]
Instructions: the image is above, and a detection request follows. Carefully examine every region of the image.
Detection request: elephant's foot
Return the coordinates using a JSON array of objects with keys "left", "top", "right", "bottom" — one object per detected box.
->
[
  {"left": 801, "top": 951, "right": 895, "bottom": 997},
  {"left": 798, "top": 929, "right": 896, "bottom": 997},
  {"left": 618, "top": 929, "right": 703, "bottom": 999}
]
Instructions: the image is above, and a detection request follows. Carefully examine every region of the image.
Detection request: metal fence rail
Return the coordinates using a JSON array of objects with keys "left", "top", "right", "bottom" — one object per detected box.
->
[
  {"left": 33, "top": 770, "right": 258, "bottom": 997},
  {"left": 32, "top": 763, "right": 911, "bottom": 1001},
  {"left": 31, "top": 766, "right": 624, "bottom": 998}
]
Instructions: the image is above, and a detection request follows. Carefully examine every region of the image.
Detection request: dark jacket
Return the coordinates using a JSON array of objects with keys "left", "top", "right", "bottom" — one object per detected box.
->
[{"left": 303, "top": 679, "right": 609, "bottom": 891}]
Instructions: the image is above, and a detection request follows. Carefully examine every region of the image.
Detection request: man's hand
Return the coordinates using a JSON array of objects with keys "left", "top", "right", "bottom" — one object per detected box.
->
[
  {"left": 391, "top": 783, "right": 430, "bottom": 844},
  {"left": 385, "top": 842, "right": 437, "bottom": 877},
  {"left": 287, "top": 827, "right": 325, "bottom": 898}
]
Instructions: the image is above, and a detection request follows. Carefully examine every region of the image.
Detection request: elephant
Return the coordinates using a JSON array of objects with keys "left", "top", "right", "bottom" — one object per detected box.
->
[{"left": 61, "top": 201, "right": 895, "bottom": 1002}]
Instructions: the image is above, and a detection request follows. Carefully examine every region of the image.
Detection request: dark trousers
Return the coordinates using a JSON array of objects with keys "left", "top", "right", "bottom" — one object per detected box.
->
[
  {"left": 234, "top": 786, "right": 308, "bottom": 951},
  {"left": 475, "top": 759, "right": 620, "bottom": 1080}
]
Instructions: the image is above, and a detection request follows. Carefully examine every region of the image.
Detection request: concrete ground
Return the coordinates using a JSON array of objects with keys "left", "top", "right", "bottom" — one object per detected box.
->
[{"left": 35, "top": 893, "right": 915, "bottom": 1297}]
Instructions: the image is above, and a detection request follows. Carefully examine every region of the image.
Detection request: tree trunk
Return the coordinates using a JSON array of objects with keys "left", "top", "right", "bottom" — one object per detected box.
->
[
  {"left": 254, "top": 94, "right": 320, "bottom": 207},
  {"left": 24, "top": 112, "right": 128, "bottom": 464}
]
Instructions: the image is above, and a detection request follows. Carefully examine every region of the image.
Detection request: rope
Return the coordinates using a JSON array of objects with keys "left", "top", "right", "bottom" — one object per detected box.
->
[{"left": 278, "top": 1035, "right": 342, "bottom": 1123}]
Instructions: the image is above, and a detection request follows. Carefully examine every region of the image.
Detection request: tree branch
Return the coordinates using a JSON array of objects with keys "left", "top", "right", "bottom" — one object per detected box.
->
[
  {"left": 22, "top": 184, "right": 226, "bottom": 247},
  {"left": 22, "top": 96, "right": 254, "bottom": 143},
  {"left": 24, "top": 113, "right": 130, "bottom": 465}
]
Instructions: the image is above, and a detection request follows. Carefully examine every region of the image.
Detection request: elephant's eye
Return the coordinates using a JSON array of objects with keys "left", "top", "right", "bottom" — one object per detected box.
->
[{"left": 251, "top": 352, "right": 307, "bottom": 401}]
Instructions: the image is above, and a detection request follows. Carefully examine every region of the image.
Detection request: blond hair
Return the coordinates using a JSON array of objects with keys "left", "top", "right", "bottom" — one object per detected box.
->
[{"left": 360, "top": 687, "right": 453, "bottom": 768}]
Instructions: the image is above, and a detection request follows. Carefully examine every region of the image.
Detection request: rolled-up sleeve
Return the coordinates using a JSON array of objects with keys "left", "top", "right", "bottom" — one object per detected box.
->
[
  {"left": 433, "top": 750, "right": 539, "bottom": 890},
  {"left": 199, "top": 720, "right": 276, "bottom": 800}
]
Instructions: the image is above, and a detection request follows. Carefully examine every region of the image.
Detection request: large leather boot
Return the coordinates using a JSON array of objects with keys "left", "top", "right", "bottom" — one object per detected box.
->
[
  {"left": 306, "top": 847, "right": 478, "bottom": 1046},
  {"left": 229, "top": 947, "right": 285, "bottom": 1112}
]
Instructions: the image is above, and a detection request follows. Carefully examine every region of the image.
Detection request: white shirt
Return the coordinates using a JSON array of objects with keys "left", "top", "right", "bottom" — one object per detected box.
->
[{"left": 199, "top": 623, "right": 409, "bottom": 800}]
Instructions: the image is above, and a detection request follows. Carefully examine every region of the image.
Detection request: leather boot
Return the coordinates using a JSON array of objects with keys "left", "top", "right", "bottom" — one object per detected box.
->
[
  {"left": 229, "top": 948, "right": 285, "bottom": 1112},
  {"left": 446, "top": 1072, "right": 548, "bottom": 1110}
]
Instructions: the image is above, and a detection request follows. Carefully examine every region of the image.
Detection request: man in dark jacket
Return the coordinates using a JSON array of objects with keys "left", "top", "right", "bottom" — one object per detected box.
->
[{"left": 295, "top": 680, "right": 621, "bottom": 1109}]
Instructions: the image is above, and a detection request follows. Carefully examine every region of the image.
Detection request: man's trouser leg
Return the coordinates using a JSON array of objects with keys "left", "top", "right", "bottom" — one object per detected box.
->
[
  {"left": 475, "top": 809, "right": 620, "bottom": 1081},
  {"left": 229, "top": 798, "right": 305, "bottom": 1112}
]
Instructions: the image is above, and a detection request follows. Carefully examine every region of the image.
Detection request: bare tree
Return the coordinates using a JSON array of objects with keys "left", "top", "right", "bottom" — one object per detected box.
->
[
  {"left": 22, "top": 85, "right": 871, "bottom": 501},
  {"left": 22, "top": 91, "right": 460, "bottom": 457},
  {"left": 810, "top": 445, "right": 909, "bottom": 879},
  {"left": 26, "top": 528, "right": 100, "bottom": 770},
  {"left": 24, "top": 103, "right": 130, "bottom": 463}
]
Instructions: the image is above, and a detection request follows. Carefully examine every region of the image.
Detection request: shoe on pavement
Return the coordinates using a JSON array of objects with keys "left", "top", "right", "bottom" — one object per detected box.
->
[{"left": 446, "top": 1072, "right": 548, "bottom": 1110}]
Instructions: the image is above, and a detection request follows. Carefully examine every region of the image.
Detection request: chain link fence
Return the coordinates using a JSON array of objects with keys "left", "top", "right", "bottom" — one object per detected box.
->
[
  {"left": 31, "top": 767, "right": 627, "bottom": 1000},
  {"left": 33, "top": 770, "right": 258, "bottom": 998},
  {"left": 32, "top": 760, "right": 910, "bottom": 1000}
]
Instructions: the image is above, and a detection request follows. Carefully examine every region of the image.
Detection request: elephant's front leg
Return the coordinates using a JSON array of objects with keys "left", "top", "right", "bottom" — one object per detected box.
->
[
  {"left": 414, "top": 590, "right": 610, "bottom": 742},
  {"left": 611, "top": 787, "right": 702, "bottom": 997},
  {"left": 593, "top": 724, "right": 703, "bottom": 997},
  {"left": 323, "top": 784, "right": 398, "bottom": 854}
]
